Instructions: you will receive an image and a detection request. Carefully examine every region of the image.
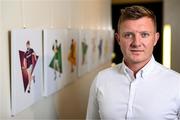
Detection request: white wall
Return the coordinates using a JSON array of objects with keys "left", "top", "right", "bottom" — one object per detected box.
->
[
  {"left": 0, "top": 0, "right": 112, "bottom": 119},
  {"left": 163, "top": 0, "right": 180, "bottom": 72}
]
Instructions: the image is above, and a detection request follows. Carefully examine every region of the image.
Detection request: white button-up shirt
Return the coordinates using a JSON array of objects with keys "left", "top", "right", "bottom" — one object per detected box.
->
[{"left": 86, "top": 57, "right": 180, "bottom": 120}]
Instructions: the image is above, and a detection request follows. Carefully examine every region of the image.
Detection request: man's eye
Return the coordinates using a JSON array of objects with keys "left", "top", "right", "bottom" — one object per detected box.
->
[
  {"left": 123, "top": 33, "right": 133, "bottom": 39},
  {"left": 141, "top": 32, "right": 150, "bottom": 38}
]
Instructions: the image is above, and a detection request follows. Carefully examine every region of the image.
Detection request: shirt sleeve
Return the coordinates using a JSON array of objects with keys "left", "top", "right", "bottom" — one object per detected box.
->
[
  {"left": 178, "top": 99, "right": 180, "bottom": 119},
  {"left": 177, "top": 77, "right": 180, "bottom": 120},
  {"left": 86, "top": 76, "right": 101, "bottom": 120}
]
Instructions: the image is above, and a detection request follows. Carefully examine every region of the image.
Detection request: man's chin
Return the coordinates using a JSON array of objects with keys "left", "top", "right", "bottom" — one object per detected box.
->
[
  {"left": 129, "top": 56, "right": 151, "bottom": 65},
  {"left": 128, "top": 57, "right": 145, "bottom": 64}
]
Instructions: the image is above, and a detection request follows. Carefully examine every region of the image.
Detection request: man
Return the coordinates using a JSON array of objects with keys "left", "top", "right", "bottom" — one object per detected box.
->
[{"left": 86, "top": 6, "right": 180, "bottom": 120}]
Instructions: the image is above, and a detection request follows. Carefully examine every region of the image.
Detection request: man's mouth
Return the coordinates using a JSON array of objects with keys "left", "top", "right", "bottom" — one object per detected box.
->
[
  {"left": 130, "top": 50, "right": 144, "bottom": 52},
  {"left": 130, "top": 50, "right": 144, "bottom": 55}
]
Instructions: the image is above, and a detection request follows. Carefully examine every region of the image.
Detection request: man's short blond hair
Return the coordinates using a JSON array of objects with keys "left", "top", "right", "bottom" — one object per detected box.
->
[{"left": 118, "top": 5, "right": 157, "bottom": 32}]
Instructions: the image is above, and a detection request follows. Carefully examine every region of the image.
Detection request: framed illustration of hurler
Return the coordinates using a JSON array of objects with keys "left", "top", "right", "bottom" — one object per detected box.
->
[
  {"left": 43, "top": 29, "right": 66, "bottom": 96},
  {"left": 63, "top": 29, "right": 79, "bottom": 85},
  {"left": 11, "top": 29, "right": 43, "bottom": 115},
  {"left": 78, "top": 29, "right": 89, "bottom": 77},
  {"left": 86, "top": 29, "right": 98, "bottom": 71}
]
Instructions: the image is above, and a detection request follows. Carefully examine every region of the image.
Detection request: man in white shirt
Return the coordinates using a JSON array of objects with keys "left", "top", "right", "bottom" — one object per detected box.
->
[{"left": 86, "top": 5, "right": 180, "bottom": 120}]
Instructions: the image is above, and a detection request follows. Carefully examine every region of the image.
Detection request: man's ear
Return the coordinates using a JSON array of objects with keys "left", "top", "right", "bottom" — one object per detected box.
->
[
  {"left": 115, "top": 32, "right": 120, "bottom": 44},
  {"left": 154, "top": 32, "right": 160, "bottom": 46}
]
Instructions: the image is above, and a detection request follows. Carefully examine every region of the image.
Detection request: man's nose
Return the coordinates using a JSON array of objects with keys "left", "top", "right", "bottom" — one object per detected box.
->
[{"left": 131, "top": 34, "right": 141, "bottom": 47}]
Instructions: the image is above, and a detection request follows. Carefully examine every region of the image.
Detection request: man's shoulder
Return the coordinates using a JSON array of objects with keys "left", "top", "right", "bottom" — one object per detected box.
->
[
  {"left": 155, "top": 62, "right": 180, "bottom": 79},
  {"left": 99, "top": 63, "right": 122, "bottom": 73},
  {"left": 96, "top": 63, "right": 123, "bottom": 79},
  {"left": 93, "top": 63, "right": 123, "bottom": 86},
  {"left": 165, "top": 68, "right": 180, "bottom": 79}
]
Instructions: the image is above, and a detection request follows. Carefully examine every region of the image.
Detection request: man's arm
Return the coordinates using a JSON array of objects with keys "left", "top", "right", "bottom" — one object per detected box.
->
[
  {"left": 177, "top": 79, "right": 180, "bottom": 120},
  {"left": 86, "top": 76, "right": 100, "bottom": 120}
]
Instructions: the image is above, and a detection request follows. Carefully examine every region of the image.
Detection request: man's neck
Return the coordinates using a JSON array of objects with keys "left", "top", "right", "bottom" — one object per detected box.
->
[{"left": 124, "top": 58, "right": 151, "bottom": 77}]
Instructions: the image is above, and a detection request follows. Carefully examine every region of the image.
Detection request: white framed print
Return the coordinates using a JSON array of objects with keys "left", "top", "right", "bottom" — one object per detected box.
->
[
  {"left": 43, "top": 29, "right": 66, "bottom": 96},
  {"left": 63, "top": 29, "right": 79, "bottom": 85},
  {"left": 96, "top": 30, "right": 105, "bottom": 65},
  {"left": 78, "top": 29, "right": 90, "bottom": 77},
  {"left": 11, "top": 29, "right": 43, "bottom": 115},
  {"left": 86, "top": 29, "right": 98, "bottom": 71}
]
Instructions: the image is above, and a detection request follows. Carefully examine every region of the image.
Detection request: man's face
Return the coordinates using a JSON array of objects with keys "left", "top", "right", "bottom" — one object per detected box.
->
[{"left": 117, "top": 17, "right": 159, "bottom": 66}]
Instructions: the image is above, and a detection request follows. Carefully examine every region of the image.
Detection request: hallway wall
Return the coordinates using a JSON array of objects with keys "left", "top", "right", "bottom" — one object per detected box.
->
[{"left": 0, "top": 0, "right": 112, "bottom": 119}]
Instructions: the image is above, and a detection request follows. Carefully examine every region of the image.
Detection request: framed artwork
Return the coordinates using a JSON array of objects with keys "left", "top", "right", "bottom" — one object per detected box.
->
[
  {"left": 103, "top": 30, "right": 112, "bottom": 62},
  {"left": 78, "top": 29, "right": 89, "bottom": 77},
  {"left": 86, "top": 29, "right": 98, "bottom": 71},
  {"left": 43, "top": 29, "right": 66, "bottom": 96},
  {"left": 96, "top": 30, "right": 105, "bottom": 65},
  {"left": 11, "top": 29, "right": 43, "bottom": 115},
  {"left": 101, "top": 30, "right": 114, "bottom": 63},
  {"left": 63, "top": 29, "right": 79, "bottom": 85}
]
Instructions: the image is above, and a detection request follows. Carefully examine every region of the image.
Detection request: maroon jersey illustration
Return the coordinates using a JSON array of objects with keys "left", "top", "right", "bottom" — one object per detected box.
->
[
  {"left": 19, "top": 41, "right": 39, "bottom": 93},
  {"left": 24, "top": 48, "right": 35, "bottom": 69}
]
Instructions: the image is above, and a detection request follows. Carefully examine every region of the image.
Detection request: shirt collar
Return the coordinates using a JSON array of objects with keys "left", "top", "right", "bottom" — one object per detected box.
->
[{"left": 121, "top": 56, "right": 156, "bottom": 79}]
